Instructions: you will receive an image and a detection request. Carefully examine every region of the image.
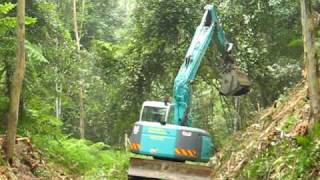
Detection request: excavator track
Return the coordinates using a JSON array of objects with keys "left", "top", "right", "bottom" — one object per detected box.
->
[{"left": 128, "top": 157, "right": 212, "bottom": 180}]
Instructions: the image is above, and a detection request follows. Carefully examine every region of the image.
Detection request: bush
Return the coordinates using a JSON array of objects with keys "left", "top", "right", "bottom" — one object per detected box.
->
[
  {"left": 19, "top": 108, "right": 63, "bottom": 138},
  {"left": 32, "top": 135, "right": 129, "bottom": 179},
  {"left": 17, "top": 106, "right": 129, "bottom": 179}
]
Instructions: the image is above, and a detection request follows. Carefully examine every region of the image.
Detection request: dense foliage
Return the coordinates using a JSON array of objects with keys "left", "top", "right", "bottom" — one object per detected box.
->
[
  {"left": 0, "top": 0, "right": 317, "bottom": 178},
  {"left": 0, "top": 0, "right": 305, "bottom": 146}
]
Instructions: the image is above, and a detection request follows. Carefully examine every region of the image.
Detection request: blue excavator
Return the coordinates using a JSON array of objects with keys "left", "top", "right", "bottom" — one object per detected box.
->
[{"left": 128, "top": 4, "right": 250, "bottom": 179}]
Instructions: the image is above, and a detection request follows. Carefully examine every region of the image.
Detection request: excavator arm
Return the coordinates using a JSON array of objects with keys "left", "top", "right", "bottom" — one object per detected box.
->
[{"left": 173, "top": 5, "right": 250, "bottom": 127}]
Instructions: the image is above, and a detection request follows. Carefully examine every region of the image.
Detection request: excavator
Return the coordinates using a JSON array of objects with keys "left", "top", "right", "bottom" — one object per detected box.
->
[{"left": 128, "top": 4, "right": 250, "bottom": 180}]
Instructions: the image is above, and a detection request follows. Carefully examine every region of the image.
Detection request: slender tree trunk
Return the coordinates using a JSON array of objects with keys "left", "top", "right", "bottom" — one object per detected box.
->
[
  {"left": 55, "top": 82, "right": 62, "bottom": 119},
  {"left": 5, "top": 0, "right": 25, "bottom": 164},
  {"left": 125, "top": 0, "right": 130, "bottom": 16},
  {"left": 235, "top": 96, "right": 241, "bottom": 131},
  {"left": 300, "top": 0, "right": 320, "bottom": 127},
  {"left": 54, "top": 39, "right": 62, "bottom": 119},
  {"left": 79, "top": 85, "right": 85, "bottom": 138},
  {"left": 72, "top": 0, "right": 80, "bottom": 52},
  {"left": 79, "top": 0, "right": 86, "bottom": 37},
  {"left": 72, "top": 0, "right": 85, "bottom": 139}
]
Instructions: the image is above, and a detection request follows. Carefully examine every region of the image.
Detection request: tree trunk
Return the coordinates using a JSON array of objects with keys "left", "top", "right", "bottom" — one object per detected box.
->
[
  {"left": 72, "top": 0, "right": 85, "bottom": 139},
  {"left": 79, "top": 0, "right": 86, "bottom": 37},
  {"left": 233, "top": 96, "right": 241, "bottom": 132},
  {"left": 54, "top": 39, "right": 62, "bottom": 119},
  {"left": 5, "top": 0, "right": 26, "bottom": 164},
  {"left": 300, "top": 0, "right": 320, "bottom": 127},
  {"left": 79, "top": 84, "right": 85, "bottom": 139},
  {"left": 72, "top": 0, "right": 80, "bottom": 52},
  {"left": 55, "top": 82, "right": 62, "bottom": 119},
  {"left": 125, "top": 0, "right": 130, "bottom": 16}
]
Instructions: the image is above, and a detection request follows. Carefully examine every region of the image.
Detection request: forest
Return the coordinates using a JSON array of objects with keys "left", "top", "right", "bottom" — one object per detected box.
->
[{"left": 0, "top": 0, "right": 319, "bottom": 179}]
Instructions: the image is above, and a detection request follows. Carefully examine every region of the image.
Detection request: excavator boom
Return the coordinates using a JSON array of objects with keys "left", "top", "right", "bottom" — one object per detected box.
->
[{"left": 173, "top": 4, "right": 250, "bottom": 127}]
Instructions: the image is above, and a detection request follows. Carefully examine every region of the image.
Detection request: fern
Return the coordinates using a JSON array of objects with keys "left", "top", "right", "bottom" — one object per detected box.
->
[
  {"left": 32, "top": 135, "right": 129, "bottom": 179},
  {"left": 25, "top": 41, "right": 49, "bottom": 92},
  {"left": 0, "top": 3, "right": 15, "bottom": 15},
  {"left": 0, "top": 3, "right": 36, "bottom": 36},
  {"left": 26, "top": 41, "right": 48, "bottom": 63}
]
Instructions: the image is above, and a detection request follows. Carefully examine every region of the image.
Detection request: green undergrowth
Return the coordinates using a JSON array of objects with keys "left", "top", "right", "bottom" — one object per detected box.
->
[
  {"left": 280, "top": 114, "right": 300, "bottom": 133},
  {"left": 18, "top": 108, "right": 129, "bottom": 179},
  {"left": 32, "top": 136, "right": 129, "bottom": 179},
  {"left": 241, "top": 121, "right": 320, "bottom": 180}
]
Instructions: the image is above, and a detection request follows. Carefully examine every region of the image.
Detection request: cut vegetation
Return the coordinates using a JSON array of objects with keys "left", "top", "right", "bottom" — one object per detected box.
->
[{"left": 210, "top": 83, "right": 320, "bottom": 179}]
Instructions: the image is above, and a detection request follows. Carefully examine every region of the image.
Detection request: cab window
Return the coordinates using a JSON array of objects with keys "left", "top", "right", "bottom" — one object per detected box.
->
[{"left": 141, "top": 106, "right": 167, "bottom": 123}]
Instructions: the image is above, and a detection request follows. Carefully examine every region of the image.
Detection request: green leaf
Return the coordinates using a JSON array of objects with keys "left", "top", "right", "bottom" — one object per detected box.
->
[
  {"left": 25, "top": 17, "right": 37, "bottom": 25},
  {"left": 296, "top": 135, "right": 312, "bottom": 147},
  {"left": 288, "top": 38, "right": 302, "bottom": 47},
  {"left": 26, "top": 41, "right": 48, "bottom": 63},
  {"left": 313, "top": 122, "right": 320, "bottom": 137},
  {"left": 0, "top": 3, "right": 15, "bottom": 15}
]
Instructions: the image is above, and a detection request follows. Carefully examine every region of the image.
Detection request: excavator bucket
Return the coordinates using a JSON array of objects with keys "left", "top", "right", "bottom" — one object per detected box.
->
[
  {"left": 219, "top": 68, "right": 251, "bottom": 96},
  {"left": 128, "top": 158, "right": 211, "bottom": 180}
]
